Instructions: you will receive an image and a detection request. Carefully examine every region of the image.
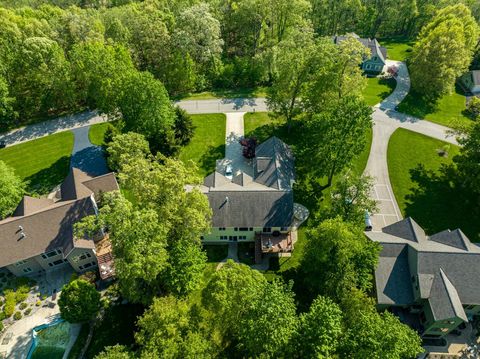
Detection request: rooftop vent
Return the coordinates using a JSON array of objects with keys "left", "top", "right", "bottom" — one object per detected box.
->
[{"left": 19, "top": 232, "right": 26, "bottom": 240}]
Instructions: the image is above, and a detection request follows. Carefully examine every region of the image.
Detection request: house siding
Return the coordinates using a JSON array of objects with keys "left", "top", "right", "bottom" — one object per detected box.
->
[
  {"left": 66, "top": 248, "right": 98, "bottom": 272},
  {"left": 362, "top": 59, "right": 385, "bottom": 73},
  {"left": 202, "top": 227, "right": 291, "bottom": 242}
]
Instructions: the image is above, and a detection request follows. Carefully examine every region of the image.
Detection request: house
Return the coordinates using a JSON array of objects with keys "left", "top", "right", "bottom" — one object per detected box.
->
[
  {"left": 0, "top": 168, "right": 119, "bottom": 279},
  {"left": 333, "top": 33, "right": 387, "bottom": 74},
  {"left": 366, "top": 217, "right": 480, "bottom": 338},
  {"left": 459, "top": 70, "right": 480, "bottom": 94},
  {"left": 199, "top": 137, "right": 301, "bottom": 263}
]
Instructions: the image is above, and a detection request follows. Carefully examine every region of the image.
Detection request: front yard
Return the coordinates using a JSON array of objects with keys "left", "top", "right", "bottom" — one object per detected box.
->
[
  {"left": 178, "top": 113, "right": 226, "bottom": 177},
  {"left": 362, "top": 77, "right": 396, "bottom": 106},
  {"left": 387, "top": 128, "right": 479, "bottom": 241},
  {"left": 379, "top": 38, "right": 414, "bottom": 61},
  {"left": 0, "top": 131, "right": 74, "bottom": 195},
  {"left": 397, "top": 88, "right": 472, "bottom": 128}
]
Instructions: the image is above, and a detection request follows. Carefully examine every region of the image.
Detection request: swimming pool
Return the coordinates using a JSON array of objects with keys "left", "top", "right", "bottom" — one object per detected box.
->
[{"left": 28, "top": 319, "right": 71, "bottom": 359}]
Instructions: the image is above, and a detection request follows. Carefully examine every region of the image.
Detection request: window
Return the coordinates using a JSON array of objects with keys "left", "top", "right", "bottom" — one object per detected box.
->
[
  {"left": 219, "top": 227, "right": 226, "bottom": 231},
  {"left": 234, "top": 228, "right": 238, "bottom": 231},
  {"left": 239, "top": 236, "right": 247, "bottom": 240},
  {"left": 15, "top": 260, "right": 27, "bottom": 266},
  {"left": 23, "top": 267, "right": 32, "bottom": 273},
  {"left": 239, "top": 227, "right": 248, "bottom": 231},
  {"left": 42, "top": 249, "right": 61, "bottom": 259},
  {"left": 366, "top": 64, "right": 371, "bottom": 70},
  {"left": 281, "top": 227, "right": 289, "bottom": 231},
  {"left": 52, "top": 259, "right": 64, "bottom": 266},
  {"left": 220, "top": 236, "right": 228, "bottom": 240},
  {"left": 249, "top": 227, "right": 253, "bottom": 231},
  {"left": 262, "top": 227, "right": 271, "bottom": 233},
  {"left": 83, "top": 262, "right": 92, "bottom": 269}
]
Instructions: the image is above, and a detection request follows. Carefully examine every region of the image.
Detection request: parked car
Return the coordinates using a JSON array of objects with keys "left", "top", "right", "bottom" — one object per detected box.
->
[
  {"left": 225, "top": 164, "right": 233, "bottom": 180},
  {"left": 0, "top": 141, "right": 6, "bottom": 149}
]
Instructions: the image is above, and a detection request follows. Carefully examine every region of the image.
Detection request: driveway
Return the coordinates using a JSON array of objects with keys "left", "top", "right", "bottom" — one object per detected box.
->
[
  {"left": 70, "top": 126, "right": 108, "bottom": 176},
  {"left": 176, "top": 97, "right": 267, "bottom": 114},
  {"left": 365, "top": 61, "right": 458, "bottom": 231}
]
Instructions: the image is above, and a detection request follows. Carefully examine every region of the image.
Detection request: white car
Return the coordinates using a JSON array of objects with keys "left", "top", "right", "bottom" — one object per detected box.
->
[{"left": 225, "top": 164, "right": 233, "bottom": 180}]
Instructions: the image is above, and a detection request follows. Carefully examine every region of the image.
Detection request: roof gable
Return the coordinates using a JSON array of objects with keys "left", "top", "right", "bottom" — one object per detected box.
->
[
  {"left": 429, "top": 229, "right": 469, "bottom": 250},
  {"left": 382, "top": 217, "right": 426, "bottom": 243},
  {"left": 13, "top": 196, "right": 54, "bottom": 217},
  {"left": 429, "top": 269, "right": 467, "bottom": 322}
]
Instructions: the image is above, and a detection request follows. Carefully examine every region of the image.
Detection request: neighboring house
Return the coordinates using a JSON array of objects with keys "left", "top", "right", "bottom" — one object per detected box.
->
[
  {"left": 366, "top": 217, "right": 480, "bottom": 338},
  {"left": 459, "top": 70, "right": 480, "bottom": 94},
  {"left": 199, "top": 136, "right": 300, "bottom": 264},
  {"left": 0, "top": 168, "right": 118, "bottom": 279},
  {"left": 333, "top": 33, "right": 387, "bottom": 74}
]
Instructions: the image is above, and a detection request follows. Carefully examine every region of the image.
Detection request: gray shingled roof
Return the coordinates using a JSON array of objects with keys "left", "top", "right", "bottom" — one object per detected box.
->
[
  {"left": 382, "top": 217, "right": 427, "bottom": 243},
  {"left": 0, "top": 168, "right": 119, "bottom": 268},
  {"left": 254, "top": 137, "right": 295, "bottom": 190},
  {"left": 332, "top": 33, "right": 387, "bottom": 64},
  {"left": 374, "top": 243, "right": 414, "bottom": 305},
  {"left": 428, "top": 269, "right": 467, "bottom": 322},
  {"left": 207, "top": 191, "right": 294, "bottom": 228}
]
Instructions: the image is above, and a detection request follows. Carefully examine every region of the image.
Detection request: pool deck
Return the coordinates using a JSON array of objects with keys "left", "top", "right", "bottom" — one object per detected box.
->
[{"left": 0, "top": 306, "right": 60, "bottom": 358}]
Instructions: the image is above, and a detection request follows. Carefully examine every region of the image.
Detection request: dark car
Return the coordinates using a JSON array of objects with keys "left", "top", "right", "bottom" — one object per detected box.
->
[{"left": 0, "top": 141, "right": 6, "bottom": 149}]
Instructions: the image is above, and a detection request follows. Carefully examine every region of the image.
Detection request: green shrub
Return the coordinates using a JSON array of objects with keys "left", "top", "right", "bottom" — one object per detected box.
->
[
  {"left": 0, "top": 311, "right": 5, "bottom": 321},
  {"left": 13, "top": 311, "right": 22, "bottom": 320},
  {"left": 19, "top": 302, "right": 27, "bottom": 310},
  {"left": 15, "top": 285, "right": 30, "bottom": 303},
  {"left": 0, "top": 322, "right": 3, "bottom": 332},
  {"left": 466, "top": 97, "right": 480, "bottom": 120},
  {"left": 36, "top": 301, "right": 41, "bottom": 307},
  {"left": 4, "top": 290, "right": 16, "bottom": 317},
  {"left": 24, "top": 308, "right": 32, "bottom": 315}
]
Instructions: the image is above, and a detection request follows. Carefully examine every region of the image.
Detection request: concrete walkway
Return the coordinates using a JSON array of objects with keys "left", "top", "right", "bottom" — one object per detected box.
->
[
  {"left": 366, "top": 61, "right": 458, "bottom": 231},
  {"left": 70, "top": 126, "right": 108, "bottom": 176},
  {"left": 216, "top": 242, "right": 240, "bottom": 270}
]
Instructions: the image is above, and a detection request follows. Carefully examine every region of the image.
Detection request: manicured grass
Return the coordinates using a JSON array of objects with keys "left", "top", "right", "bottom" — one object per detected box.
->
[
  {"left": 177, "top": 87, "right": 268, "bottom": 101},
  {"left": 397, "top": 88, "right": 472, "bottom": 128},
  {"left": 0, "top": 131, "right": 74, "bottom": 194},
  {"left": 88, "top": 122, "right": 110, "bottom": 146},
  {"left": 362, "top": 77, "right": 396, "bottom": 106},
  {"left": 379, "top": 38, "right": 414, "bottom": 61},
  {"left": 178, "top": 114, "right": 226, "bottom": 177},
  {"left": 387, "top": 128, "right": 479, "bottom": 241}
]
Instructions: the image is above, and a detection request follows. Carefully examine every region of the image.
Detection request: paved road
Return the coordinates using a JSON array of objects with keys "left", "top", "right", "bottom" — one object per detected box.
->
[
  {"left": 0, "top": 111, "right": 108, "bottom": 147},
  {"left": 176, "top": 98, "right": 267, "bottom": 114},
  {"left": 365, "top": 60, "right": 458, "bottom": 231},
  {"left": 0, "top": 99, "right": 267, "bottom": 148}
]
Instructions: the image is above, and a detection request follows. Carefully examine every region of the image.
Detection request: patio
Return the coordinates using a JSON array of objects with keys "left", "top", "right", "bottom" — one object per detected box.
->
[{"left": 254, "top": 232, "right": 295, "bottom": 264}]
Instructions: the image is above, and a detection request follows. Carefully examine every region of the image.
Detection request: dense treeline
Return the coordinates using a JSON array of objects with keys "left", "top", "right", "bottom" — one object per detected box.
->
[{"left": 1, "top": 0, "right": 479, "bottom": 130}]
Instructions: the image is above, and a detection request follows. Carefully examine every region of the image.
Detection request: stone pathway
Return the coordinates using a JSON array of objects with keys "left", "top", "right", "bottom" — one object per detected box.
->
[{"left": 70, "top": 126, "right": 108, "bottom": 176}]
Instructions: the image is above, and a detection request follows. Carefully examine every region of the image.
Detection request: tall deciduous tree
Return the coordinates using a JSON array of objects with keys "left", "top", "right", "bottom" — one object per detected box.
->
[
  {"left": 302, "top": 218, "right": 380, "bottom": 300},
  {"left": 0, "top": 76, "right": 16, "bottom": 130},
  {"left": 304, "top": 95, "right": 372, "bottom": 190},
  {"left": 409, "top": 4, "right": 479, "bottom": 98},
  {"left": 136, "top": 296, "right": 217, "bottom": 359},
  {"left": 329, "top": 172, "right": 377, "bottom": 225},
  {"left": 95, "top": 345, "right": 134, "bottom": 359},
  {"left": 454, "top": 121, "right": 480, "bottom": 196},
  {"left": 0, "top": 161, "right": 25, "bottom": 219},
  {"left": 58, "top": 279, "right": 101, "bottom": 323},
  {"left": 114, "top": 71, "right": 177, "bottom": 155},
  {"left": 106, "top": 132, "right": 151, "bottom": 172},
  {"left": 293, "top": 295, "right": 343, "bottom": 358}
]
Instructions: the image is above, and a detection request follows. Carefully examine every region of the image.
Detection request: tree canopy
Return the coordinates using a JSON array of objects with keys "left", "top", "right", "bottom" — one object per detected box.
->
[
  {"left": 0, "top": 161, "right": 25, "bottom": 219},
  {"left": 58, "top": 279, "right": 101, "bottom": 323}
]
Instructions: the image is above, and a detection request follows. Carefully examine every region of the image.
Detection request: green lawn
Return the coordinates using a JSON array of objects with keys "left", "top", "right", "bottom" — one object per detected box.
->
[
  {"left": 379, "top": 38, "right": 414, "bottom": 61},
  {"left": 178, "top": 113, "right": 226, "bottom": 177},
  {"left": 388, "top": 128, "right": 479, "bottom": 241},
  {"left": 0, "top": 131, "right": 74, "bottom": 194},
  {"left": 89, "top": 122, "right": 111, "bottom": 146},
  {"left": 362, "top": 77, "right": 396, "bottom": 106},
  {"left": 398, "top": 88, "right": 472, "bottom": 128},
  {"left": 177, "top": 87, "right": 268, "bottom": 101}
]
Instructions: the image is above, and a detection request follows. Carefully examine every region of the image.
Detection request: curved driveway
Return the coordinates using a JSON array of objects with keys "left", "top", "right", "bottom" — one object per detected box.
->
[{"left": 365, "top": 60, "right": 458, "bottom": 231}]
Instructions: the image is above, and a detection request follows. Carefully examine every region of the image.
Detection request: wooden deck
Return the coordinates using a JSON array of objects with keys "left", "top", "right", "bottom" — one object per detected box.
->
[
  {"left": 254, "top": 232, "right": 294, "bottom": 264},
  {"left": 95, "top": 235, "right": 115, "bottom": 280}
]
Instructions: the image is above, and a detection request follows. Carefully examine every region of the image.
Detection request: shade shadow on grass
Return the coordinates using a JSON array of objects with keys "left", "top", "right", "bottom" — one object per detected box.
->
[
  {"left": 25, "top": 156, "right": 70, "bottom": 195},
  {"left": 198, "top": 144, "right": 225, "bottom": 175},
  {"left": 203, "top": 244, "right": 228, "bottom": 262},
  {"left": 85, "top": 304, "right": 144, "bottom": 359},
  {"left": 404, "top": 164, "right": 480, "bottom": 242}
]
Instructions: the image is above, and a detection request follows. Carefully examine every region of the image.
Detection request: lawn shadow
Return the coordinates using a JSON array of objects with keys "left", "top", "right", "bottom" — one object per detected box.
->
[
  {"left": 25, "top": 155, "right": 71, "bottom": 196},
  {"left": 404, "top": 164, "right": 480, "bottom": 242},
  {"left": 198, "top": 144, "right": 225, "bottom": 175}
]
